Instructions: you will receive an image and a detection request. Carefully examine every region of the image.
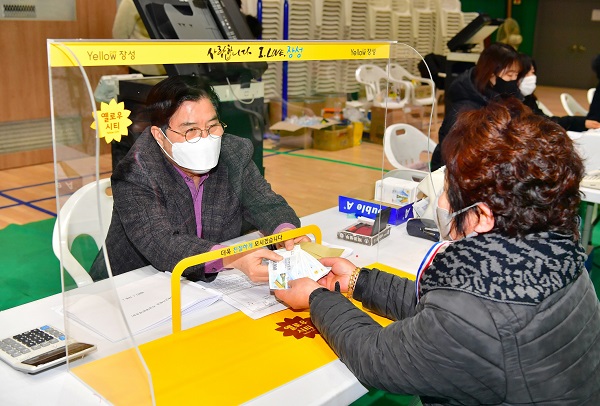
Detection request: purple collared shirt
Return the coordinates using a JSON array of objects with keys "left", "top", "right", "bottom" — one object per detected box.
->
[
  {"left": 174, "top": 166, "right": 295, "bottom": 274},
  {"left": 174, "top": 166, "right": 224, "bottom": 272}
]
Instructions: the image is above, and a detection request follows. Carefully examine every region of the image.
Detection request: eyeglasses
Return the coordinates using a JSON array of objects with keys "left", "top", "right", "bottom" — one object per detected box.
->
[{"left": 167, "top": 122, "right": 227, "bottom": 143}]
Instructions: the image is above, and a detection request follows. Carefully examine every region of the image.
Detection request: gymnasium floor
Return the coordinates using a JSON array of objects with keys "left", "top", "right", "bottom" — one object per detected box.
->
[{"left": 0, "top": 85, "right": 593, "bottom": 228}]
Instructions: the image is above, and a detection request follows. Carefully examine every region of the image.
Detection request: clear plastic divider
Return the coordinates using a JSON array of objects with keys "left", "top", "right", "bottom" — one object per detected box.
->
[{"left": 48, "top": 39, "right": 433, "bottom": 405}]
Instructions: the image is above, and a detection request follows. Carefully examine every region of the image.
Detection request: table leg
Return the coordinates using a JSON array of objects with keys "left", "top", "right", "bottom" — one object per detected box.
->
[{"left": 582, "top": 202, "right": 594, "bottom": 248}]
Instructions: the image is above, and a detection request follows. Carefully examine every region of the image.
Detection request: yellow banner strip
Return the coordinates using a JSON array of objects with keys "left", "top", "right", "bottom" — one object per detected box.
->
[
  {"left": 48, "top": 40, "right": 392, "bottom": 67},
  {"left": 170, "top": 224, "right": 322, "bottom": 333}
]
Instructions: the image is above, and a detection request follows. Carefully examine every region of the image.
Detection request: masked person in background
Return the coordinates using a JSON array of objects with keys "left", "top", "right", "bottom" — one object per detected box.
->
[
  {"left": 276, "top": 98, "right": 600, "bottom": 405},
  {"left": 587, "top": 53, "right": 600, "bottom": 123},
  {"left": 91, "top": 75, "right": 307, "bottom": 282},
  {"left": 518, "top": 53, "right": 600, "bottom": 132},
  {"left": 112, "top": 0, "right": 166, "bottom": 76},
  {"left": 430, "top": 42, "right": 522, "bottom": 171}
]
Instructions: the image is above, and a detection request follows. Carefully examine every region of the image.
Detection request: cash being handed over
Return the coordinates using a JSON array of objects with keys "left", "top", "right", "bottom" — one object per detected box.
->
[{"left": 268, "top": 245, "right": 332, "bottom": 290}]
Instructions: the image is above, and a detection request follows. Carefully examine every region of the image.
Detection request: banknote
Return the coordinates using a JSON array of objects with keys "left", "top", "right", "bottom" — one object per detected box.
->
[{"left": 268, "top": 245, "right": 330, "bottom": 290}]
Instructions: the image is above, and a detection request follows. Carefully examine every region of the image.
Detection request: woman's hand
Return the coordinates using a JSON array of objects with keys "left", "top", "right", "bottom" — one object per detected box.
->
[
  {"left": 318, "top": 257, "right": 357, "bottom": 292},
  {"left": 276, "top": 227, "right": 311, "bottom": 250},
  {"left": 274, "top": 278, "right": 321, "bottom": 309},
  {"left": 223, "top": 248, "right": 283, "bottom": 282},
  {"left": 585, "top": 119, "right": 600, "bottom": 129}
]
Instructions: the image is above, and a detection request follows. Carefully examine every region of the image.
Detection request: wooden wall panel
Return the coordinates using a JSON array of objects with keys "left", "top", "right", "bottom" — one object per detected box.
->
[{"left": 0, "top": 0, "right": 121, "bottom": 123}]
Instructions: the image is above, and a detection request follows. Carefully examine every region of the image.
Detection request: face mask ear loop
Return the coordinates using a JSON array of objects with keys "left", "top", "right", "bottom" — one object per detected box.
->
[
  {"left": 156, "top": 128, "right": 177, "bottom": 163},
  {"left": 160, "top": 127, "right": 174, "bottom": 146}
]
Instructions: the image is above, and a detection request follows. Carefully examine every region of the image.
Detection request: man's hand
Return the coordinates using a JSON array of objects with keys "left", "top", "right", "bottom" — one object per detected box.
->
[
  {"left": 274, "top": 278, "right": 321, "bottom": 309},
  {"left": 276, "top": 227, "right": 311, "bottom": 250},
  {"left": 223, "top": 248, "right": 283, "bottom": 282}
]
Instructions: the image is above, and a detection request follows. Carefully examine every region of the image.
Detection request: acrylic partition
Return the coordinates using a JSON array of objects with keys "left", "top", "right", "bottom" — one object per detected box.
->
[{"left": 48, "top": 39, "right": 434, "bottom": 405}]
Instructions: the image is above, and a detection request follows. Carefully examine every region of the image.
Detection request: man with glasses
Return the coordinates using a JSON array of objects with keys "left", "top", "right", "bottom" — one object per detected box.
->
[{"left": 91, "top": 75, "right": 306, "bottom": 283}]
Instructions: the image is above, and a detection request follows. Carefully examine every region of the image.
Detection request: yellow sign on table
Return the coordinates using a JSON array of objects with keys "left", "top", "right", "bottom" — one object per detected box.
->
[
  {"left": 72, "top": 262, "right": 415, "bottom": 405},
  {"left": 73, "top": 309, "right": 337, "bottom": 405}
]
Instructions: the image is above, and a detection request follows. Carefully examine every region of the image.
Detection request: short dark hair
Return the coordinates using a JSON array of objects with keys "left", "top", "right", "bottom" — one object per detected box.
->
[
  {"left": 146, "top": 75, "right": 221, "bottom": 127},
  {"left": 517, "top": 53, "right": 537, "bottom": 82},
  {"left": 473, "top": 43, "right": 521, "bottom": 94},
  {"left": 442, "top": 98, "right": 584, "bottom": 239}
]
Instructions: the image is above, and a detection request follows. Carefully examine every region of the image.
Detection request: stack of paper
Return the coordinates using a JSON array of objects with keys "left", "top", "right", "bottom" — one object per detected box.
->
[
  {"left": 64, "top": 273, "right": 221, "bottom": 342},
  {"left": 197, "top": 270, "right": 287, "bottom": 320}
]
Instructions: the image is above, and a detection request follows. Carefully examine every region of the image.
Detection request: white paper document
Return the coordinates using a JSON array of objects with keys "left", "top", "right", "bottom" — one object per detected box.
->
[
  {"left": 64, "top": 273, "right": 221, "bottom": 342},
  {"left": 196, "top": 270, "right": 287, "bottom": 320}
]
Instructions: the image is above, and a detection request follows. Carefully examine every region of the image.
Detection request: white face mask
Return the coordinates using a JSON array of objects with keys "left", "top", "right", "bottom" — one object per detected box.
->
[
  {"left": 433, "top": 192, "right": 481, "bottom": 241},
  {"left": 519, "top": 75, "right": 537, "bottom": 97},
  {"left": 158, "top": 129, "right": 221, "bottom": 174}
]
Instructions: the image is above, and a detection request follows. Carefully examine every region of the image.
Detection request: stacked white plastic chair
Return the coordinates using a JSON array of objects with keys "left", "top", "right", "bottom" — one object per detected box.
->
[
  {"left": 287, "top": 0, "right": 316, "bottom": 98},
  {"left": 340, "top": 0, "right": 369, "bottom": 94},
  {"left": 313, "top": 0, "right": 346, "bottom": 94},
  {"left": 433, "top": 0, "right": 462, "bottom": 56},
  {"left": 389, "top": 0, "right": 418, "bottom": 75},
  {"left": 257, "top": 0, "right": 284, "bottom": 101},
  {"left": 412, "top": 0, "right": 437, "bottom": 64},
  {"left": 367, "top": 0, "right": 393, "bottom": 71}
]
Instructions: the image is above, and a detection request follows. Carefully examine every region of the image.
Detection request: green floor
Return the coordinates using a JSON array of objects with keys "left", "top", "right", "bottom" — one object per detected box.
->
[{"left": 0, "top": 218, "right": 95, "bottom": 311}]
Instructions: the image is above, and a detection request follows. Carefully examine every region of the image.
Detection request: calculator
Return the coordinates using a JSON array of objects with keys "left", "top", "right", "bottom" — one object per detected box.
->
[{"left": 0, "top": 325, "right": 96, "bottom": 374}]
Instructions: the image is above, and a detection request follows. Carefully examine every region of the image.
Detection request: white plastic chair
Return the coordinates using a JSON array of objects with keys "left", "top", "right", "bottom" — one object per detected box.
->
[
  {"left": 384, "top": 168, "right": 428, "bottom": 182},
  {"left": 537, "top": 100, "right": 554, "bottom": 117},
  {"left": 52, "top": 178, "right": 113, "bottom": 287},
  {"left": 560, "top": 92, "right": 588, "bottom": 116},
  {"left": 383, "top": 123, "right": 437, "bottom": 171},
  {"left": 355, "top": 64, "right": 410, "bottom": 108},
  {"left": 387, "top": 63, "right": 438, "bottom": 126},
  {"left": 588, "top": 88, "right": 596, "bottom": 105}
]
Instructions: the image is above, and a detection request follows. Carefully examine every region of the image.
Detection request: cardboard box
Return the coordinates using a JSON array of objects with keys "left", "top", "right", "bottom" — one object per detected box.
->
[
  {"left": 313, "top": 125, "right": 353, "bottom": 151},
  {"left": 269, "top": 118, "right": 340, "bottom": 133},
  {"left": 369, "top": 106, "right": 407, "bottom": 144},
  {"left": 338, "top": 195, "right": 414, "bottom": 226},
  {"left": 337, "top": 224, "right": 392, "bottom": 246},
  {"left": 270, "top": 118, "right": 340, "bottom": 148},
  {"left": 415, "top": 84, "right": 433, "bottom": 100},
  {"left": 268, "top": 98, "right": 325, "bottom": 122}
]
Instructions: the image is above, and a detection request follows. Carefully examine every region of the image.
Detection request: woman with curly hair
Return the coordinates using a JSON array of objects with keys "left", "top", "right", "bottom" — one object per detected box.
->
[{"left": 276, "top": 98, "right": 600, "bottom": 405}]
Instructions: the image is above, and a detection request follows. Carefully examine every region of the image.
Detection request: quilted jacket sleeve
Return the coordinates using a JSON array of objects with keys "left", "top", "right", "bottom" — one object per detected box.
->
[{"left": 309, "top": 269, "right": 507, "bottom": 403}]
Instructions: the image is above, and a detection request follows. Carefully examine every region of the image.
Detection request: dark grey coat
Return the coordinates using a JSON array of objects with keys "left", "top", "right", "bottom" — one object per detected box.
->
[
  {"left": 309, "top": 233, "right": 600, "bottom": 405},
  {"left": 93, "top": 128, "right": 299, "bottom": 281}
]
